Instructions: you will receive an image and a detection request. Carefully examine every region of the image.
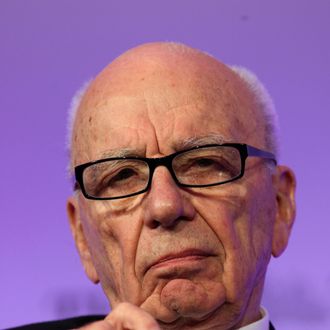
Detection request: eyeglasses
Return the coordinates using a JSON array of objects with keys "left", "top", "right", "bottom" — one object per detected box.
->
[{"left": 74, "top": 144, "right": 276, "bottom": 200}]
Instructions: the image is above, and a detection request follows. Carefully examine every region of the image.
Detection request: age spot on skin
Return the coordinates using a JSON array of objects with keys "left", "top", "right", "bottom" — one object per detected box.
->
[{"left": 160, "top": 279, "right": 225, "bottom": 318}]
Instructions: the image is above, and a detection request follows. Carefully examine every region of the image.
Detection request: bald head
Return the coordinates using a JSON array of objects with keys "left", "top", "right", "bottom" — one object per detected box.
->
[{"left": 67, "top": 42, "right": 278, "bottom": 171}]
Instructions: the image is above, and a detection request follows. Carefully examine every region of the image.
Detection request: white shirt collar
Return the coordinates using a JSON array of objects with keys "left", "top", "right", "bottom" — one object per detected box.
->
[{"left": 238, "top": 307, "right": 269, "bottom": 330}]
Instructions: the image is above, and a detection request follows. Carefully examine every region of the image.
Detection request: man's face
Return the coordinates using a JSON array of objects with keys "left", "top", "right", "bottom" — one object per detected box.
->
[{"left": 68, "top": 46, "right": 295, "bottom": 329}]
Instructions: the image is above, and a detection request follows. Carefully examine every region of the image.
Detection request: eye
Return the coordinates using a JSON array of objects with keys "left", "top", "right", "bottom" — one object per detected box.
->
[
  {"left": 188, "top": 156, "right": 237, "bottom": 176},
  {"left": 194, "top": 158, "right": 216, "bottom": 167},
  {"left": 109, "top": 168, "right": 136, "bottom": 183},
  {"left": 83, "top": 159, "right": 149, "bottom": 198}
]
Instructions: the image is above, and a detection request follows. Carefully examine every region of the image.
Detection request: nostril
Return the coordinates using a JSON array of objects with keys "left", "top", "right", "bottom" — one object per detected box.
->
[
  {"left": 149, "top": 219, "right": 160, "bottom": 229},
  {"left": 152, "top": 215, "right": 189, "bottom": 229}
]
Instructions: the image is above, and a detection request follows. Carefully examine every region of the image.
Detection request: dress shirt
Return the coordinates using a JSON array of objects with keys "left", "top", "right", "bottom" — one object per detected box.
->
[{"left": 239, "top": 307, "right": 269, "bottom": 330}]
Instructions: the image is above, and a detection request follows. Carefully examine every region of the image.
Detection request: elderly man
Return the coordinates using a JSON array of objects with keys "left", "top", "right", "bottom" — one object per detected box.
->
[{"left": 11, "top": 42, "right": 296, "bottom": 330}]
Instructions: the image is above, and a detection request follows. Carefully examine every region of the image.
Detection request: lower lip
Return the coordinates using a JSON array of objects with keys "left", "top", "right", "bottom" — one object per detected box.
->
[{"left": 150, "top": 255, "right": 209, "bottom": 270}]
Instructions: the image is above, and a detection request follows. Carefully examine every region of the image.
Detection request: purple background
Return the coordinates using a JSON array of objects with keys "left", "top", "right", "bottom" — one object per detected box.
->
[{"left": 1, "top": 1, "right": 329, "bottom": 329}]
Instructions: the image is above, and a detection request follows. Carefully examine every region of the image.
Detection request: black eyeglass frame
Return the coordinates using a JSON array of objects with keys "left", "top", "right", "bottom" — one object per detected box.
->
[{"left": 74, "top": 143, "right": 277, "bottom": 200}]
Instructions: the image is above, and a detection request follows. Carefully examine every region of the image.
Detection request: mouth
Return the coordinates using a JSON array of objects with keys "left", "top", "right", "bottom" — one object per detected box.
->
[{"left": 147, "top": 249, "right": 216, "bottom": 273}]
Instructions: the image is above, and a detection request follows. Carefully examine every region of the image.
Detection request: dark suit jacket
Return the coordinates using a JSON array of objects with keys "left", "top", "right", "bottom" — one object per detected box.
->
[
  {"left": 5, "top": 315, "right": 276, "bottom": 329},
  {"left": 4, "top": 315, "right": 105, "bottom": 330}
]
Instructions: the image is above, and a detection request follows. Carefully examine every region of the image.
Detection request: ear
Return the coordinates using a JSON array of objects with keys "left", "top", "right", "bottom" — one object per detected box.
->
[
  {"left": 67, "top": 196, "right": 100, "bottom": 284},
  {"left": 271, "top": 165, "right": 297, "bottom": 257}
]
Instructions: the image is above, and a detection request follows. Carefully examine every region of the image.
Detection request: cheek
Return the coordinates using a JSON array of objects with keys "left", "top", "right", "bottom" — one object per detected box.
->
[
  {"left": 191, "top": 184, "right": 249, "bottom": 251},
  {"left": 245, "top": 187, "right": 276, "bottom": 269},
  {"left": 229, "top": 184, "right": 275, "bottom": 301},
  {"left": 80, "top": 199, "right": 144, "bottom": 303},
  {"left": 243, "top": 170, "right": 276, "bottom": 260},
  {"left": 191, "top": 181, "right": 274, "bottom": 301}
]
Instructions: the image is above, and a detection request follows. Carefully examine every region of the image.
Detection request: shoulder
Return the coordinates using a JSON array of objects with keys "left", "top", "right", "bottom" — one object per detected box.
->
[{"left": 6, "top": 315, "right": 106, "bottom": 330}]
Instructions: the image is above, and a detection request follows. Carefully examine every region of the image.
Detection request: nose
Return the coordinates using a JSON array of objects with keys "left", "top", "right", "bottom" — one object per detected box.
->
[{"left": 143, "top": 166, "right": 196, "bottom": 228}]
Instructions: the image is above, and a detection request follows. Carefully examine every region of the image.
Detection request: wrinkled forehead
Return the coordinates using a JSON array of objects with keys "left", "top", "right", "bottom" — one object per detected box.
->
[{"left": 71, "top": 49, "right": 262, "bottom": 166}]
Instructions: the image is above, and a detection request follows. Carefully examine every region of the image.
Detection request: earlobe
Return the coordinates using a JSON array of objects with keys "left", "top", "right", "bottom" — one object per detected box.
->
[
  {"left": 66, "top": 196, "right": 100, "bottom": 284},
  {"left": 271, "top": 165, "right": 297, "bottom": 257}
]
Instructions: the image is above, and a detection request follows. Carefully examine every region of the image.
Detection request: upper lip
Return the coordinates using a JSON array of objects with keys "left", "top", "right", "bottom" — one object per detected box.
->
[{"left": 146, "top": 249, "right": 214, "bottom": 272}]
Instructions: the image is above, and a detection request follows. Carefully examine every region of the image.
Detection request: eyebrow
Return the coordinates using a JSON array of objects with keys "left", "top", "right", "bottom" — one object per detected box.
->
[
  {"left": 174, "top": 134, "right": 228, "bottom": 150},
  {"left": 99, "top": 148, "right": 145, "bottom": 159},
  {"left": 96, "top": 134, "right": 229, "bottom": 160}
]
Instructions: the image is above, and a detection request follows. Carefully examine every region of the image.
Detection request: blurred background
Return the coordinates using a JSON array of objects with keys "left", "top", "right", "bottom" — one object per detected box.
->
[{"left": 1, "top": 1, "right": 329, "bottom": 329}]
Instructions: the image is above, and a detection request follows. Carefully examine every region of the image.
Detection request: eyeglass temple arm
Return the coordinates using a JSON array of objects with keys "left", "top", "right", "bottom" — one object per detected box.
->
[
  {"left": 72, "top": 168, "right": 81, "bottom": 191},
  {"left": 246, "top": 145, "right": 277, "bottom": 165}
]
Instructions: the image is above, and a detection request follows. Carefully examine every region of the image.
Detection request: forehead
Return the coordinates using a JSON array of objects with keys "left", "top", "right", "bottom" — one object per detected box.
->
[{"left": 72, "top": 53, "right": 261, "bottom": 164}]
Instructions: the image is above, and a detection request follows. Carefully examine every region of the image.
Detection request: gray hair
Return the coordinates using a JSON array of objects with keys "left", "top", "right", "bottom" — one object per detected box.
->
[
  {"left": 66, "top": 79, "right": 91, "bottom": 175},
  {"left": 229, "top": 65, "right": 280, "bottom": 158},
  {"left": 66, "top": 65, "right": 280, "bottom": 174}
]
